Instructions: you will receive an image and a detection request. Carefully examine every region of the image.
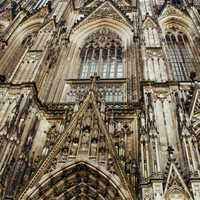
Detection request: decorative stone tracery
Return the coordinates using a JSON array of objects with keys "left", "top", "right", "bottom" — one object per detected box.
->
[
  {"left": 79, "top": 28, "right": 123, "bottom": 79},
  {"left": 0, "top": 0, "right": 199, "bottom": 200}
]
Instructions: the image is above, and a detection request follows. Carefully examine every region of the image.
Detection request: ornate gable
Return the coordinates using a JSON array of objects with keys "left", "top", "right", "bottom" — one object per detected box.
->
[
  {"left": 187, "top": 87, "right": 200, "bottom": 140},
  {"left": 143, "top": 16, "right": 158, "bottom": 29},
  {"left": 38, "top": 20, "right": 55, "bottom": 33},
  {"left": 83, "top": 0, "right": 131, "bottom": 9},
  {"left": 88, "top": 1, "right": 130, "bottom": 23},
  {"left": 73, "top": 0, "right": 132, "bottom": 31},
  {"left": 18, "top": 80, "right": 135, "bottom": 200},
  {"left": 159, "top": 4, "right": 188, "bottom": 21},
  {"left": 164, "top": 163, "right": 191, "bottom": 198}
]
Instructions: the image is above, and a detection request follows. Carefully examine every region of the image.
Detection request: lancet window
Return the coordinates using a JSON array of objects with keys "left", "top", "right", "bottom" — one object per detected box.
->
[
  {"left": 80, "top": 28, "right": 123, "bottom": 79},
  {"left": 165, "top": 32, "right": 196, "bottom": 81}
]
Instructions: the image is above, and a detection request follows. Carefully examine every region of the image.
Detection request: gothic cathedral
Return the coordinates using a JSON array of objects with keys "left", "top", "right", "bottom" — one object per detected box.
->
[{"left": 0, "top": 0, "right": 200, "bottom": 200}]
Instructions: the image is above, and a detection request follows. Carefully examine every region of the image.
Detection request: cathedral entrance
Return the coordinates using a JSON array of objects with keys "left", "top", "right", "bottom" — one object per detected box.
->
[{"left": 24, "top": 161, "right": 129, "bottom": 200}]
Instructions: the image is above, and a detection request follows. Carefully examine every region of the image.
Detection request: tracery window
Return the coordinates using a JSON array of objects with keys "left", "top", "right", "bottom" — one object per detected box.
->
[
  {"left": 165, "top": 32, "right": 196, "bottom": 81},
  {"left": 80, "top": 28, "right": 123, "bottom": 79}
]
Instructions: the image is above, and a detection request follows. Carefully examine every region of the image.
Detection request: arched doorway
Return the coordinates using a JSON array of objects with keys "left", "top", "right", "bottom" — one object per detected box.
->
[{"left": 24, "top": 160, "right": 129, "bottom": 200}]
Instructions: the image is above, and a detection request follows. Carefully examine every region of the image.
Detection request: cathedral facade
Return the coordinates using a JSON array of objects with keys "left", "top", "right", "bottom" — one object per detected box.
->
[{"left": 0, "top": 0, "right": 200, "bottom": 199}]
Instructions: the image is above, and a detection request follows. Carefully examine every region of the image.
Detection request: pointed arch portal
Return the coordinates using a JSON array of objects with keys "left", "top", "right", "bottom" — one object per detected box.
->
[
  {"left": 24, "top": 160, "right": 129, "bottom": 200},
  {"left": 20, "top": 89, "right": 134, "bottom": 200}
]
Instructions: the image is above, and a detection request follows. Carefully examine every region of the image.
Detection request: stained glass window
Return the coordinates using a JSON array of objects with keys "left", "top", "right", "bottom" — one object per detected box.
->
[
  {"left": 80, "top": 28, "right": 123, "bottom": 79},
  {"left": 165, "top": 32, "right": 196, "bottom": 81}
]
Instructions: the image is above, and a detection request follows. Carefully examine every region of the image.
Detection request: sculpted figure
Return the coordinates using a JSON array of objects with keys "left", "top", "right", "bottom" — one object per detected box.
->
[
  {"left": 141, "top": 112, "right": 146, "bottom": 130},
  {"left": 116, "top": 121, "right": 122, "bottom": 132},
  {"left": 61, "top": 147, "right": 68, "bottom": 161},
  {"left": 90, "top": 139, "right": 97, "bottom": 157},
  {"left": 83, "top": 108, "right": 92, "bottom": 129},
  {"left": 81, "top": 129, "right": 90, "bottom": 151},
  {"left": 42, "top": 145, "right": 49, "bottom": 157},
  {"left": 71, "top": 141, "right": 78, "bottom": 156},
  {"left": 73, "top": 101, "right": 79, "bottom": 113},
  {"left": 73, "top": 123, "right": 81, "bottom": 142},
  {"left": 149, "top": 107, "right": 154, "bottom": 125},
  {"left": 109, "top": 121, "right": 115, "bottom": 135}
]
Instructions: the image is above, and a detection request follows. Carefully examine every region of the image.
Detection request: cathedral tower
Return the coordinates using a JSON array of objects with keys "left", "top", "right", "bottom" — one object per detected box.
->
[{"left": 0, "top": 0, "right": 200, "bottom": 199}]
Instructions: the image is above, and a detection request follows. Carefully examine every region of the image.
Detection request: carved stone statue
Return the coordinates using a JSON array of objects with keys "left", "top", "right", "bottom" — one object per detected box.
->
[
  {"left": 109, "top": 120, "right": 115, "bottom": 135},
  {"left": 141, "top": 112, "right": 146, "bottom": 130},
  {"left": 42, "top": 145, "right": 49, "bottom": 157},
  {"left": 81, "top": 129, "right": 90, "bottom": 152},
  {"left": 82, "top": 108, "right": 92, "bottom": 129}
]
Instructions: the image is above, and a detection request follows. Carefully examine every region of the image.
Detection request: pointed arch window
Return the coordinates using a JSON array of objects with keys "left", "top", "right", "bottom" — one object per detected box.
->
[
  {"left": 165, "top": 32, "right": 196, "bottom": 81},
  {"left": 80, "top": 28, "right": 123, "bottom": 79}
]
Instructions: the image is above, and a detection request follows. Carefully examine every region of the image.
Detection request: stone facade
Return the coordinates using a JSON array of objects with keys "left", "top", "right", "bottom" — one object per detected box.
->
[{"left": 0, "top": 0, "right": 200, "bottom": 199}]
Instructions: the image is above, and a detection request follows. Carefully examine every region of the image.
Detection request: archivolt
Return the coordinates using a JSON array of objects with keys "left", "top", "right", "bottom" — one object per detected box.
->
[
  {"left": 159, "top": 13, "right": 199, "bottom": 42},
  {"left": 64, "top": 18, "right": 133, "bottom": 80},
  {"left": 70, "top": 18, "right": 133, "bottom": 48},
  {"left": 8, "top": 18, "right": 44, "bottom": 44},
  {"left": 24, "top": 160, "right": 129, "bottom": 200},
  {"left": 0, "top": 18, "right": 43, "bottom": 75}
]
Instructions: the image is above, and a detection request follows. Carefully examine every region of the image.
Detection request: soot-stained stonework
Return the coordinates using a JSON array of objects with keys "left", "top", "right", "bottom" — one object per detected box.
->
[{"left": 0, "top": 0, "right": 200, "bottom": 200}]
